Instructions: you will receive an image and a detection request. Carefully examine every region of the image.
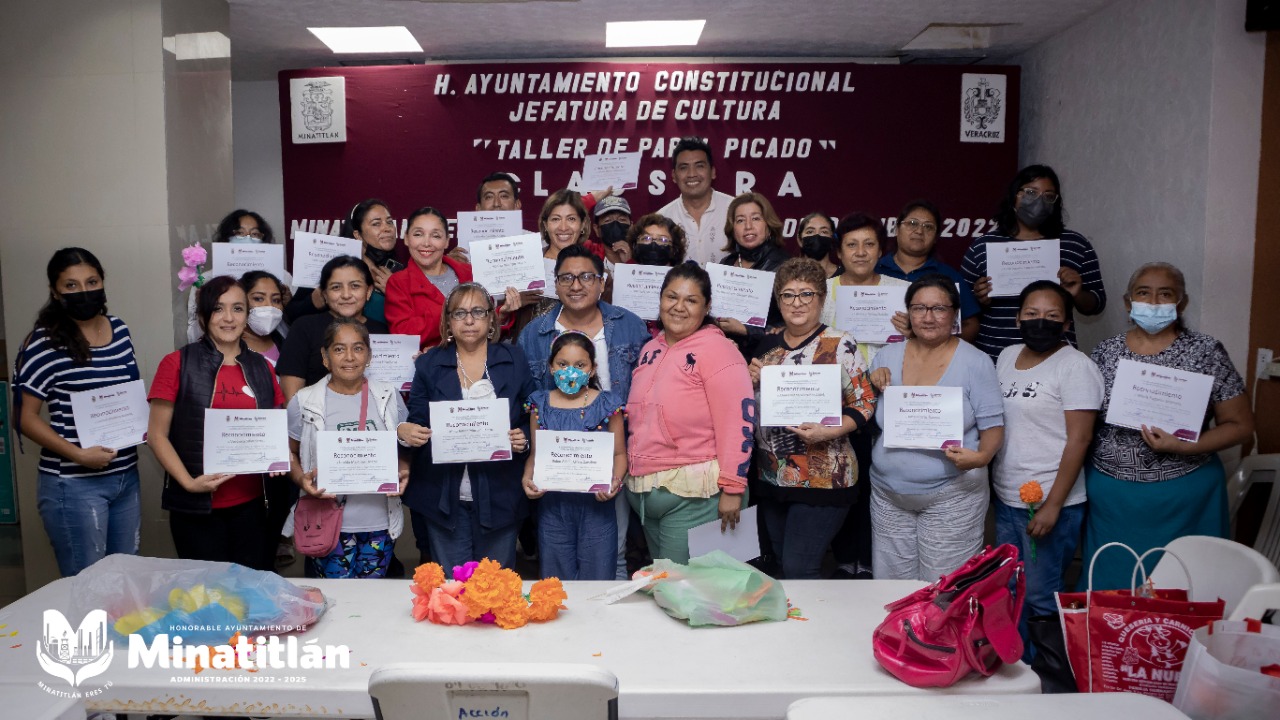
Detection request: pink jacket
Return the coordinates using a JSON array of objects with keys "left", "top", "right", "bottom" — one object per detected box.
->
[{"left": 626, "top": 324, "right": 754, "bottom": 493}]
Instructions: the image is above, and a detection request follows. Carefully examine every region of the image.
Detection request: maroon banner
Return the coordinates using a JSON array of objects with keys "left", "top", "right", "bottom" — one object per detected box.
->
[{"left": 279, "top": 61, "right": 1019, "bottom": 268}]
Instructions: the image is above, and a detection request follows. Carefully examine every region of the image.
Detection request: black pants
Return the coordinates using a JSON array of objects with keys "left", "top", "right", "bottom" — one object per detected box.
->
[
  {"left": 170, "top": 499, "right": 274, "bottom": 571},
  {"left": 831, "top": 427, "right": 874, "bottom": 569}
]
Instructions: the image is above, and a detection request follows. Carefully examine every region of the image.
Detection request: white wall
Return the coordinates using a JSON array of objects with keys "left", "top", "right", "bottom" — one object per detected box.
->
[
  {"left": 233, "top": 80, "right": 285, "bottom": 236},
  {"left": 1014, "top": 0, "right": 1263, "bottom": 366}
]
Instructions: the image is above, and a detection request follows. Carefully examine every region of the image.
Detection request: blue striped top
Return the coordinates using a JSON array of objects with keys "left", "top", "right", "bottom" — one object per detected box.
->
[{"left": 15, "top": 315, "right": 141, "bottom": 477}]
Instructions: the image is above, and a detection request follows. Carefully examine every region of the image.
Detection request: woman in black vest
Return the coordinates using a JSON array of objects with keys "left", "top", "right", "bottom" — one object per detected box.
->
[{"left": 147, "top": 275, "right": 286, "bottom": 569}]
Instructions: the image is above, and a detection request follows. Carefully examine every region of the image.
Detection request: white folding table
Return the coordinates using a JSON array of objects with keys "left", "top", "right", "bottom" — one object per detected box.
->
[{"left": 787, "top": 692, "right": 1190, "bottom": 720}]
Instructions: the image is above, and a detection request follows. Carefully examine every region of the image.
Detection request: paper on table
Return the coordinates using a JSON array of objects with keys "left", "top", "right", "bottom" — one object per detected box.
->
[
  {"left": 988, "top": 239, "right": 1061, "bottom": 297},
  {"left": 366, "top": 334, "right": 418, "bottom": 391},
  {"left": 202, "top": 409, "right": 290, "bottom": 474},
  {"left": 69, "top": 379, "right": 149, "bottom": 450},
  {"left": 470, "top": 234, "right": 548, "bottom": 296},
  {"left": 1104, "top": 358, "right": 1214, "bottom": 442},
  {"left": 610, "top": 264, "right": 666, "bottom": 321},
  {"left": 292, "top": 232, "right": 363, "bottom": 287},
  {"left": 687, "top": 505, "right": 760, "bottom": 563},
  {"left": 211, "top": 244, "right": 286, "bottom": 281},
  {"left": 760, "top": 364, "right": 842, "bottom": 427},
  {"left": 315, "top": 431, "right": 399, "bottom": 494},
  {"left": 455, "top": 210, "right": 523, "bottom": 252},
  {"left": 707, "top": 263, "right": 774, "bottom": 328},
  {"left": 580, "top": 151, "right": 641, "bottom": 191}
]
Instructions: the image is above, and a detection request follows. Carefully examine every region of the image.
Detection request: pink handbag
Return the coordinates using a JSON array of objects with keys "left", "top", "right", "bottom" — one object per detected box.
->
[{"left": 872, "top": 544, "right": 1026, "bottom": 687}]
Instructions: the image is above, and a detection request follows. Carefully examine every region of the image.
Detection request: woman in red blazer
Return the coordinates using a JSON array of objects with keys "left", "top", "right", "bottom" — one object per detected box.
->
[{"left": 385, "top": 207, "right": 475, "bottom": 349}]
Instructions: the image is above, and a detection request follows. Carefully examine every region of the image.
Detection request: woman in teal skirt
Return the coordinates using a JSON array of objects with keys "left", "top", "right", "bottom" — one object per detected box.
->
[{"left": 1083, "top": 262, "right": 1254, "bottom": 589}]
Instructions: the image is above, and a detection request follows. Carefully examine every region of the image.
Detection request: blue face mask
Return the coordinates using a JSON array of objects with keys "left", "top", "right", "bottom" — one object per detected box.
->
[
  {"left": 228, "top": 235, "right": 262, "bottom": 244},
  {"left": 1129, "top": 301, "right": 1178, "bottom": 334},
  {"left": 552, "top": 366, "right": 590, "bottom": 395}
]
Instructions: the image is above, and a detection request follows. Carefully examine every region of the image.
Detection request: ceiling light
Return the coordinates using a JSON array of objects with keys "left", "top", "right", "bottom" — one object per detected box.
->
[
  {"left": 605, "top": 20, "right": 705, "bottom": 48},
  {"left": 308, "top": 27, "right": 423, "bottom": 54}
]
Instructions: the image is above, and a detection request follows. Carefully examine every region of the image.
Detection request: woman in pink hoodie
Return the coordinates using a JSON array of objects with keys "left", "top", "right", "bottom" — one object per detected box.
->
[{"left": 625, "top": 264, "right": 755, "bottom": 563}]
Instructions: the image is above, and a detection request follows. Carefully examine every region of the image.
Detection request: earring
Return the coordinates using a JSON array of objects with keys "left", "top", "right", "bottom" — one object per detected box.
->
[
  {"left": 446, "top": 331, "right": 454, "bottom": 343},
  {"left": 487, "top": 325, "right": 496, "bottom": 339}
]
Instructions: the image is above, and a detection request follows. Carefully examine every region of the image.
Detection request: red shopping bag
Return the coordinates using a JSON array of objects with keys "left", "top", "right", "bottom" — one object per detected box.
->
[{"left": 1056, "top": 542, "right": 1224, "bottom": 701}]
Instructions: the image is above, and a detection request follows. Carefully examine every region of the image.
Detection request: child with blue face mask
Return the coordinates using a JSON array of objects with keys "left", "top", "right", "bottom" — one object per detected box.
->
[{"left": 521, "top": 331, "right": 627, "bottom": 580}]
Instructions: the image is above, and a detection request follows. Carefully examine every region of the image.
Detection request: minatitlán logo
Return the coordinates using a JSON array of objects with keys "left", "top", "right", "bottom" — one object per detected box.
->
[{"left": 37, "top": 609, "right": 114, "bottom": 689}]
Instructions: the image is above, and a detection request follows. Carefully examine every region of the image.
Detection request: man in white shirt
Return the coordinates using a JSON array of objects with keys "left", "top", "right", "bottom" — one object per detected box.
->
[{"left": 657, "top": 137, "right": 734, "bottom": 266}]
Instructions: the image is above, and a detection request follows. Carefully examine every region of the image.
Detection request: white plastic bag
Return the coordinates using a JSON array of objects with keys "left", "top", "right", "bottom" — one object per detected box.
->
[{"left": 1172, "top": 620, "right": 1280, "bottom": 720}]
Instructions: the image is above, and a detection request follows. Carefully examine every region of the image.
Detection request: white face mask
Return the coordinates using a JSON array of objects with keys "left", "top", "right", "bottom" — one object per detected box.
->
[
  {"left": 247, "top": 306, "right": 283, "bottom": 335},
  {"left": 228, "top": 235, "right": 262, "bottom": 244}
]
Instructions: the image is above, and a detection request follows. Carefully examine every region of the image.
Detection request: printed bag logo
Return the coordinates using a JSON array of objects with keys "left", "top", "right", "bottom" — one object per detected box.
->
[
  {"left": 37, "top": 609, "right": 113, "bottom": 687},
  {"left": 960, "top": 73, "right": 1006, "bottom": 144}
]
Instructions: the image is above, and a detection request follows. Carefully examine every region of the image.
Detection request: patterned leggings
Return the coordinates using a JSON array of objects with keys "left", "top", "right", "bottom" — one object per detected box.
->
[{"left": 306, "top": 530, "right": 394, "bottom": 578}]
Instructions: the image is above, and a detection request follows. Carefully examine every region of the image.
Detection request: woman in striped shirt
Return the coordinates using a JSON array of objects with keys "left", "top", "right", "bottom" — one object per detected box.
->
[{"left": 15, "top": 247, "right": 142, "bottom": 576}]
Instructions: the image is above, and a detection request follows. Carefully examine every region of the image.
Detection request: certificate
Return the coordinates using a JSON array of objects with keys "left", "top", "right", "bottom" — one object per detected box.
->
[
  {"left": 202, "top": 409, "right": 290, "bottom": 474},
  {"left": 707, "top": 263, "right": 774, "bottom": 328},
  {"left": 834, "top": 285, "right": 907, "bottom": 343},
  {"left": 542, "top": 257, "right": 559, "bottom": 299},
  {"left": 687, "top": 505, "right": 761, "bottom": 563},
  {"left": 210, "top": 243, "right": 285, "bottom": 281},
  {"left": 470, "top": 234, "right": 548, "bottom": 296},
  {"left": 1105, "top": 359, "right": 1214, "bottom": 442},
  {"left": 429, "top": 399, "right": 512, "bottom": 463},
  {"left": 454, "top": 211, "right": 523, "bottom": 252},
  {"left": 69, "top": 380, "right": 149, "bottom": 450},
  {"left": 611, "top": 263, "right": 667, "bottom": 321},
  {"left": 531, "top": 430, "right": 613, "bottom": 493},
  {"left": 760, "top": 365, "right": 842, "bottom": 427},
  {"left": 315, "top": 431, "right": 400, "bottom": 494},
  {"left": 988, "top": 239, "right": 1060, "bottom": 297},
  {"left": 367, "top": 334, "right": 418, "bottom": 391},
  {"left": 882, "top": 386, "right": 964, "bottom": 449},
  {"left": 580, "top": 152, "right": 641, "bottom": 191},
  {"left": 292, "top": 232, "right": 362, "bottom": 287}
]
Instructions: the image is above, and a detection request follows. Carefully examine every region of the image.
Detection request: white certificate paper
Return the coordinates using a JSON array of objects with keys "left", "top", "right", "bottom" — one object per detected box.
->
[
  {"left": 760, "top": 365, "right": 842, "bottom": 427},
  {"left": 470, "top": 234, "right": 548, "bottom": 296},
  {"left": 610, "top": 263, "right": 667, "bottom": 321},
  {"left": 202, "top": 409, "right": 290, "bottom": 474},
  {"left": 532, "top": 430, "right": 614, "bottom": 493},
  {"left": 211, "top": 243, "right": 286, "bottom": 281},
  {"left": 988, "top": 239, "right": 1060, "bottom": 297},
  {"left": 687, "top": 505, "right": 761, "bottom": 563},
  {"left": 69, "top": 380, "right": 149, "bottom": 450},
  {"left": 1105, "top": 359, "right": 1214, "bottom": 442},
  {"left": 367, "top": 334, "right": 418, "bottom": 391},
  {"left": 429, "top": 399, "right": 512, "bottom": 463},
  {"left": 316, "top": 431, "right": 399, "bottom": 494},
  {"left": 455, "top": 211, "right": 523, "bottom": 252},
  {"left": 882, "top": 386, "right": 964, "bottom": 449},
  {"left": 542, "top": 257, "right": 559, "bottom": 299},
  {"left": 581, "top": 152, "right": 641, "bottom": 191},
  {"left": 834, "top": 285, "right": 908, "bottom": 344},
  {"left": 708, "top": 263, "right": 775, "bottom": 328},
  {"left": 292, "top": 232, "right": 362, "bottom": 287}
]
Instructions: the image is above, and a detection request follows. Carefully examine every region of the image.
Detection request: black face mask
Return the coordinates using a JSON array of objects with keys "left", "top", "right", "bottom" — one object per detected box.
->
[
  {"left": 1020, "top": 318, "right": 1066, "bottom": 353},
  {"left": 800, "top": 235, "right": 833, "bottom": 260},
  {"left": 60, "top": 289, "right": 107, "bottom": 321},
  {"left": 634, "top": 243, "right": 673, "bottom": 266},
  {"left": 364, "top": 244, "right": 403, "bottom": 272},
  {"left": 737, "top": 242, "right": 768, "bottom": 263},
  {"left": 599, "top": 222, "right": 629, "bottom": 246}
]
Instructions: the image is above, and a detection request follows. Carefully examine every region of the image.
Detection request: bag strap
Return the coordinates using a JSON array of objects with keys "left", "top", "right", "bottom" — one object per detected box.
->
[{"left": 1131, "top": 545, "right": 1194, "bottom": 597}]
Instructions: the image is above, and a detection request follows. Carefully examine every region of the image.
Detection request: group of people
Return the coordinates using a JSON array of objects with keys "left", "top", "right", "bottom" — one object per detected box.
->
[{"left": 16, "top": 138, "right": 1255, "bottom": 647}]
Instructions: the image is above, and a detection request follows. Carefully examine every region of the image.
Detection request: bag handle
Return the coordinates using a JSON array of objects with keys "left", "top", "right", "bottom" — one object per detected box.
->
[{"left": 1131, "top": 545, "right": 1194, "bottom": 598}]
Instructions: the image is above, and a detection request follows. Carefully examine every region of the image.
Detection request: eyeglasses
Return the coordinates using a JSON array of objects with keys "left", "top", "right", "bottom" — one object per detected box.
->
[
  {"left": 1018, "top": 186, "right": 1060, "bottom": 204},
  {"left": 555, "top": 272, "right": 602, "bottom": 287},
  {"left": 908, "top": 304, "right": 955, "bottom": 317},
  {"left": 638, "top": 235, "right": 672, "bottom": 245},
  {"left": 449, "top": 307, "right": 489, "bottom": 321},
  {"left": 779, "top": 290, "right": 819, "bottom": 305},
  {"left": 900, "top": 218, "right": 937, "bottom": 234},
  {"left": 235, "top": 227, "right": 265, "bottom": 239}
]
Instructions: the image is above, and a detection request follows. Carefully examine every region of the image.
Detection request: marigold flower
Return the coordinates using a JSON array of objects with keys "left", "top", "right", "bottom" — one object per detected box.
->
[
  {"left": 1019, "top": 481, "right": 1044, "bottom": 505},
  {"left": 413, "top": 562, "right": 446, "bottom": 594},
  {"left": 527, "top": 578, "right": 567, "bottom": 622}
]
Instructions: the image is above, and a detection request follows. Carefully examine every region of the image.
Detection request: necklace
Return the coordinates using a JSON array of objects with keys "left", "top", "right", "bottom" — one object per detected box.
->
[
  {"left": 458, "top": 360, "right": 488, "bottom": 389},
  {"left": 580, "top": 389, "right": 590, "bottom": 419}
]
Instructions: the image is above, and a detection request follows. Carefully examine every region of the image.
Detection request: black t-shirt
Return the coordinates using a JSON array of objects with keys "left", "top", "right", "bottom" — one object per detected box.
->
[{"left": 276, "top": 313, "right": 389, "bottom": 386}]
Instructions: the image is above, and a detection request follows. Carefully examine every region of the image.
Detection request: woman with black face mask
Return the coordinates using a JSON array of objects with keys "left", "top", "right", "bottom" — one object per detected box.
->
[
  {"left": 14, "top": 247, "right": 143, "bottom": 576},
  {"left": 796, "top": 212, "right": 839, "bottom": 278},
  {"left": 285, "top": 198, "right": 400, "bottom": 326}
]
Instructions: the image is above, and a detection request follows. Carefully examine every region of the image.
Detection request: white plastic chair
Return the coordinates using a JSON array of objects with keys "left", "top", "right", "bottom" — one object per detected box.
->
[
  {"left": 369, "top": 662, "right": 619, "bottom": 720},
  {"left": 1149, "top": 535, "right": 1280, "bottom": 615},
  {"left": 1228, "top": 581, "right": 1280, "bottom": 621},
  {"left": 1226, "top": 453, "right": 1280, "bottom": 568}
]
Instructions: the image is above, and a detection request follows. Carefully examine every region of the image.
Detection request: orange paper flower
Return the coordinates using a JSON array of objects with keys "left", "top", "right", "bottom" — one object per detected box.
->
[
  {"left": 460, "top": 559, "right": 523, "bottom": 620},
  {"left": 408, "top": 558, "right": 568, "bottom": 629},
  {"left": 413, "top": 562, "right": 446, "bottom": 594},
  {"left": 527, "top": 578, "right": 568, "bottom": 622},
  {"left": 1019, "top": 481, "right": 1044, "bottom": 505}
]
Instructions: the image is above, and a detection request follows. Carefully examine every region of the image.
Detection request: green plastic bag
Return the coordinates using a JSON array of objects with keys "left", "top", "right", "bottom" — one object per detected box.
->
[{"left": 639, "top": 550, "right": 788, "bottom": 627}]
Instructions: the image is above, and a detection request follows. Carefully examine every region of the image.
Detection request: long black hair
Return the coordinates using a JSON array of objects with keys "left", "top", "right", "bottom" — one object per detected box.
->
[
  {"left": 994, "top": 164, "right": 1066, "bottom": 237},
  {"left": 31, "top": 247, "right": 107, "bottom": 365}
]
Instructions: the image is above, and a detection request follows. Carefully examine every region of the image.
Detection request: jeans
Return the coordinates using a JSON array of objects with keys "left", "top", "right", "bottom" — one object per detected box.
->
[
  {"left": 423, "top": 501, "right": 520, "bottom": 571},
  {"left": 37, "top": 468, "right": 141, "bottom": 577},
  {"left": 626, "top": 487, "right": 722, "bottom": 564},
  {"left": 994, "top": 498, "right": 1085, "bottom": 661},
  {"left": 538, "top": 492, "right": 617, "bottom": 580},
  {"left": 759, "top": 499, "right": 850, "bottom": 579},
  {"left": 170, "top": 499, "right": 274, "bottom": 571},
  {"left": 870, "top": 467, "right": 989, "bottom": 582}
]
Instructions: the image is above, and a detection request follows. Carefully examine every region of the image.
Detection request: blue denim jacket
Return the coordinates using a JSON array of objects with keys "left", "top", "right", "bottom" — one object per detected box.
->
[{"left": 516, "top": 300, "right": 649, "bottom": 400}]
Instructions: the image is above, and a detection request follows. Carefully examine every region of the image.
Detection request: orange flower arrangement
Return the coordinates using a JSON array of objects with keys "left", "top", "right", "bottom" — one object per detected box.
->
[
  {"left": 409, "top": 558, "right": 567, "bottom": 629},
  {"left": 1019, "top": 481, "right": 1045, "bottom": 562}
]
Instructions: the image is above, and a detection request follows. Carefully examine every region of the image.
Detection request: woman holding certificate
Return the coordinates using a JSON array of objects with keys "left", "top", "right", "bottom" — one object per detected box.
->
[
  {"left": 402, "top": 283, "right": 536, "bottom": 570},
  {"left": 747, "top": 258, "right": 877, "bottom": 579},
  {"left": 147, "top": 275, "right": 286, "bottom": 570},
  {"left": 714, "top": 192, "right": 792, "bottom": 358},
  {"left": 1083, "top": 262, "right": 1253, "bottom": 590},
  {"left": 15, "top": 247, "right": 143, "bottom": 577},
  {"left": 185, "top": 209, "right": 279, "bottom": 343},
  {"left": 626, "top": 264, "right": 755, "bottom": 563},
  {"left": 285, "top": 198, "right": 399, "bottom": 325},
  {"left": 868, "top": 275, "right": 1005, "bottom": 581},
  {"left": 385, "top": 207, "right": 475, "bottom": 349}
]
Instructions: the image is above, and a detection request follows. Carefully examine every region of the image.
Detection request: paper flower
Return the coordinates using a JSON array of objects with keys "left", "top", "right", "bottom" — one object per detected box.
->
[
  {"left": 408, "top": 558, "right": 566, "bottom": 629},
  {"left": 452, "top": 561, "right": 479, "bottom": 583},
  {"left": 177, "top": 242, "right": 208, "bottom": 290},
  {"left": 425, "top": 581, "right": 473, "bottom": 625},
  {"left": 1019, "top": 481, "right": 1045, "bottom": 562},
  {"left": 182, "top": 243, "right": 207, "bottom": 267},
  {"left": 414, "top": 562, "right": 446, "bottom": 594},
  {"left": 527, "top": 579, "right": 568, "bottom": 622},
  {"left": 177, "top": 265, "right": 199, "bottom": 292}
]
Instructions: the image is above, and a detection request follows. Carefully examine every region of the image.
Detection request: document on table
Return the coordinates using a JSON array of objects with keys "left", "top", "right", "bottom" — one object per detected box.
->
[
  {"left": 834, "top": 285, "right": 908, "bottom": 344},
  {"left": 203, "top": 409, "right": 290, "bottom": 474},
  {"left": 470, "top": 234, "right": 548, "bottom": 296},
  {"left": 882, "top": 386, "right": 964, "bottom": 449},
  {"left": 69, "top": 379, "right": 149, "bottom": 451},
  {"left": 315, "top": 431, "right": 400, "bottom": 494},
  {"left": 210, "top": 243, "right": 286, "bottom": 281},
  {"left": 610, "top": 263, "right": 667, "bottom": 321},
  {"left": 531, "top": 430, "right": 614, "bottom": 493},
  {"left": 988, "top": 239, "right": 1061, "bottom": 297},
  {"left": 292, "top": 232, "right": 363, "bottom": 287},
  {"left": 454, "top": 211, "right": 523, "bottom": 252},
  {"left": 580, "top": 151, "right": 641, "bottom": 191},
  {"left": 1104, "top": 358, "right": 1214, "bottom": 442},
  {"left": 429, "top": 399, "right": 512, "bottom": 463},
  {"left": 708, "top": 263, "right": 774, "bottom": 328},
  {"left": 760, "top": 365, "right": 842, "bottom": 427},
  {"left": 687, "top": 505, "right": 761, "bottom": 563},
  {"left": 366, "top": 334, "right": 418, "bottom": 391}
]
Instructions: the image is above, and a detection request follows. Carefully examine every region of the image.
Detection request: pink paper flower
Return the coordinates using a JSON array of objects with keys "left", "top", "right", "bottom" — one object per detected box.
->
[
  {"left": 425, "top": 582, "right": 473, "bottom": 625},
  {"left": 177, "top": 265, "right": 200, "bottom": 291},
  {"left": 182, "top": 243, "right": 207, "bottom": 267},
  {"left": 453, "top": 561, "right": 480, "bottom": 582}
]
